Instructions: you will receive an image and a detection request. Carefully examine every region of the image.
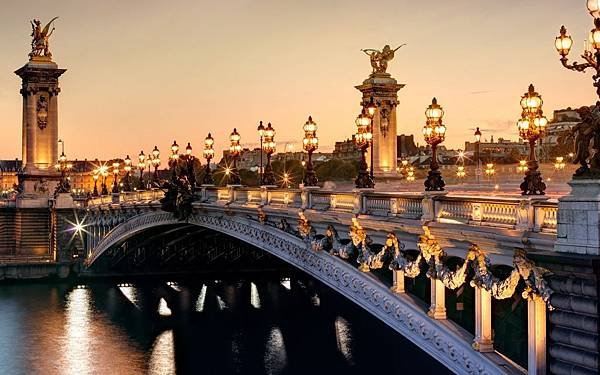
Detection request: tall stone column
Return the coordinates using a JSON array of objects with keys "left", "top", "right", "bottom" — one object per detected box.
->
[
  {"left": 355, "top": 73, "right": 404, "bottom": 178},
  {"left": 14, "top": 58, "right": 66, "bottom": 202}
]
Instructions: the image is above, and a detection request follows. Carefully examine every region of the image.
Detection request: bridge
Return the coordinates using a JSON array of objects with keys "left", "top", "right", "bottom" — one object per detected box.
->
[{"left": 63, "top": 185, "right": 595, "bottom": 375}]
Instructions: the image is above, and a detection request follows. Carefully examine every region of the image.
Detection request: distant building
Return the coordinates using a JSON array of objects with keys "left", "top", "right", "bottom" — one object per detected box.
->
[
  {"left": 464, "top": 138, "right": 528, "bottom": 162},
  {"left": 332, "top": 137, "right": 360, "bottom": 161},
  {"left": 0, "top": 159, "right": 21, "bottom": 191},
  {"left": 545, "top": 107, "right": 581, "bottom": 146},
  {"left": 219, "top": 148, "right": 266, "bottom": 171},
  {"left": 397, "top": 134, "right": 419, "bottom": 157}
]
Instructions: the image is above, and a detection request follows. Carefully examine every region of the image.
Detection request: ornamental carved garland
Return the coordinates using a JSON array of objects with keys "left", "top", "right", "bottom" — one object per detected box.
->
[{"left": 309, "top": 218, "right": 553, "bottom": 309}]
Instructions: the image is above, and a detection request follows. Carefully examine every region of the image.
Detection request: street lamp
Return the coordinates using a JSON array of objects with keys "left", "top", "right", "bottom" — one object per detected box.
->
[
  {"left": 302, "top": 116, "right": 319, "bottom": 187},
  {"left": 423, "top": 98, "right": 447, "bottom": 191},
  {"left": 555, "top": 156, "right": 566, "bottom": 171},
  {"left": 485, "top": 163, "right": 496, "bottom": 180},
  {"left": 170, "top": 140, "right": 179, "bottom": 180},
  {"left": 92, "top": 169, "right": 99, "bottom": 197},
  {"left": 229, "top": 128, "right": 242, "bottom": 185},
  {"left": 555, "top": 2, "right": 600, "bottom": 98},
  {"left": 55, "top": 151, "right": 71, "bottom": 194},
  {"left": 151, "top": 146, "right": 161, "bottom": 184},
  {"left": 257, "top": 121, "right": 265, "bottom": 178},
  {"left": 111, "top": 161, "right": 120, "bottom": 194},
  {"left": 407, "top": 167, "right": 415, "bottom": 182},
  {"left": 354, "top": 108, "right": 374, "bottom": 189},
  {"left": 184, "top": 142, "right": 196, "bottom": 188},
  {"left": 456, "top": 166, "right": 466, "bottom": 179},
  {"left": 123, "top": 155, "right": 132, "bottom": 192},
  {"left": 261, "top": 122, "right": 277, "bottom": 186},
  {"left": 517, "top": 84, "right": 548, "bottom": 195},
  {"left": 99, "top": 165, "right": 109, "bottom": 195},
  {"left": 202, "top": 133, "right": 215, "bottom": 185},
  {"left": 365, "top": 97, "right": 377, "bottom": 179},
  {"left": 474, "top": 127, "right": 482, "bottom": 183},
  {"left": 138, "top": 151, "right": 146, "bottom": 190}
]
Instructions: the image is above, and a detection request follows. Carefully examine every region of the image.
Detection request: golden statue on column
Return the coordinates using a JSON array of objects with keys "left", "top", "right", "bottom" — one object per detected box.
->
[
  {"left": 361, "top": 44, "right": 405, "bottom": 74},
  {"left": 29, "top": 17, "right": 58, "bottom": 61}
]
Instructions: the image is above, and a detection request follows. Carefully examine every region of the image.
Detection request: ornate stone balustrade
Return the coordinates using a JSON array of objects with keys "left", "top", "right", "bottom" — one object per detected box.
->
[{"left": 85, "top": 187, "right": 559, "bottom": 235}]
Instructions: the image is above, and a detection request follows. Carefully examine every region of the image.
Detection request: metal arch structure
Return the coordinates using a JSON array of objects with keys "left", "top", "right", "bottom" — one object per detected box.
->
[{"left": 85, "top": 209, "right": 515, "bottom": 375}]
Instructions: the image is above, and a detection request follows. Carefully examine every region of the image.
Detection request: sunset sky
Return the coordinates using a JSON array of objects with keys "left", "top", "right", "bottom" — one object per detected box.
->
[{"left": 0, "top": 1, "right": 596, "bottom": 160}]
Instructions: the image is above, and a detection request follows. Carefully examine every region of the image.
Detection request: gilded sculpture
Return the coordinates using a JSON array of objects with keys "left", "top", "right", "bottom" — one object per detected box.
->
[
  {"left": 29, "top": 17, "right": 58, "bottom": 60},
  {"left": 361, "top": 44, "right": 405, "bottom": 74}
]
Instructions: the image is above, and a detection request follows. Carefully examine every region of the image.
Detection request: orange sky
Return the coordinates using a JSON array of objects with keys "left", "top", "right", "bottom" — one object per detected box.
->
[{"left": 0, "top": 1, "right": 596, "bottom": 161}]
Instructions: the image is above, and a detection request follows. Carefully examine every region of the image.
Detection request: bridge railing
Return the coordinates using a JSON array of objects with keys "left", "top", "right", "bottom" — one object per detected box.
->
[{"left": 87, "top": 186, "right": 558, "bottom": 234}]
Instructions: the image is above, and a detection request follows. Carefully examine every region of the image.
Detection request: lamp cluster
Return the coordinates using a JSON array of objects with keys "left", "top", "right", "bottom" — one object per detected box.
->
[
  {"left": 555, "top": 0, "right": 600, "bottom": 98},
  {"left": 423, "top": 98, "right": 447, "bottom": 191},
  {"left": 302, "top": 116, "right": 319, "bottom": 187}
]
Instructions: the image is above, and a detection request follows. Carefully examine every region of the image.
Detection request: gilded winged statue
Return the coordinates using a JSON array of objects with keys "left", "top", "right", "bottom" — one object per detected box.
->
[
  {"left": 29, "top": 17, "right": 58, "bottom": 60},
  {"left": 361, "top": 44, "right": 406, "bottom": 74}
]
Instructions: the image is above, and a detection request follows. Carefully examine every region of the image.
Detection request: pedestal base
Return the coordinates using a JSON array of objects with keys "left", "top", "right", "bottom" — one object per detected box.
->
[
  {"left": 17, "top": 169, "right": 62, "bottom": 203},
  {"left": 555, "top": 179, "right": 600, "bottom": 255}
]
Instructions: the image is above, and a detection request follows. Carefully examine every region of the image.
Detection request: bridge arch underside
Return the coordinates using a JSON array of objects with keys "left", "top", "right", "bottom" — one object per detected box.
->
[{"left": 87, "top": 211, "right": 518, "bottom": 375}]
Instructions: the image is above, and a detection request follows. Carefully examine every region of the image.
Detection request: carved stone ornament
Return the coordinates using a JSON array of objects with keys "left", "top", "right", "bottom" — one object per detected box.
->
[
  {"left": 380, "top": 107, "right": 390, "bottom": 137},
  {"left": 36, "top": 95, "right": 48, "bottom": 129},
  {"left": 572, "top": 103, "right": 600, "bottom": 178}
]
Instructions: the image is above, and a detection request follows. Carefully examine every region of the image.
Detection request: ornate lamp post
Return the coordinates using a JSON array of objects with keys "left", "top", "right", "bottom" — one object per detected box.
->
[
  {"left": 185, "top": 142, "right": 196, "bottom": 188},
  {"left": 517, "top": 84, "right": 548, "bottom": 195},
  {"left": 302, "top": 116, "right": 319, "bottom": 187},
  {"left": 170, "top": 140, "right": 179, "bottom": 180},
  {"left": 257, "top": 121, "right": 265, "bottom": 179},
  {"left": 123, "top": 155, "right": 132, "bottom": 192},
  {"left": 474, "top": 127, "right": 482, "bottom": 183},
  {"left": 55, "top": 151, "right": 71, "bottom": 193},
  {"left": 365, "top": 97, "right": 377, "bottom": 179},
  {"left": 111, "top": 161, "right": 120, "bottom": 194},
  {"left": 99, "top": 165, "right": 109, "bottom": 195},
  {"left": 151, "top": 146, "right": 161, "bottom": 184},
  {"left": 555, "top": 1, "right": 600, "bottom": 98},
  {"left": 229, "top": 128, "right": 242, "bottom": 185},
  {"left": 261, "top": 123, "right": 276, "bottom": 186},
  {"left": 202, "top": 133, "right": 215, "bottom": 185},
  {"left": 354, "top": 108, "right": 374, "bottom": 189},
  {"left": 92, "top": 169, "right": 99, "bottom": 197},
  {"left": 137, "top": 151, "right": 146, "bottom": 190},
  {"left": 423, "top": 98, "right": 447, "bottom": 191}
]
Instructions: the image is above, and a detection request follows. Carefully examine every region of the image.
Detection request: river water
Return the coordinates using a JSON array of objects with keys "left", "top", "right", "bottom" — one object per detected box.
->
[{"left": 0, "top": 275, "right": 449, "bottom": 375}]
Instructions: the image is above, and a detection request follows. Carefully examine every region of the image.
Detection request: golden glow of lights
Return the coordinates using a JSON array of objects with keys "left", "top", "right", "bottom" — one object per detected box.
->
[{"left": 250, "top": 282, "right": 261, "bottom": 309}]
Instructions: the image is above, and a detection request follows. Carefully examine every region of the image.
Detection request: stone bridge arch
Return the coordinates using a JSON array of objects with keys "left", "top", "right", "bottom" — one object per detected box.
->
[{"left": 85, "top": 210, "right": 512, "bottom": 374}]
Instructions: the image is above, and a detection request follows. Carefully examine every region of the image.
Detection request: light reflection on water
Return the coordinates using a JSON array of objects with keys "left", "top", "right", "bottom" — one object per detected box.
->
[
  {"left": 0, "top": 277, "right": 450, "bottom": 374},
  {"left": 149, "top": 330, "right": 175, "bottom": 375}
]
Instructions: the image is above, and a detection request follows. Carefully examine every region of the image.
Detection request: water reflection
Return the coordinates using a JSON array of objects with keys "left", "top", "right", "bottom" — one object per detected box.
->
[
  {"left": 149, "top": 330, "right": 175, "bottom": 375},
  {"left": 0, "top": 276, "right": 450, "bottom": 374},
  {"left": 63, "top": 288, "right": 92, "bottom": 374}
]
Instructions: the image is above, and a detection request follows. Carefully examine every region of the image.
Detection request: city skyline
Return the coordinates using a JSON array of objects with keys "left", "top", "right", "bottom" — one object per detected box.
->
[{"left": 0, "top": 0, "right": 596, "bottom": 160}]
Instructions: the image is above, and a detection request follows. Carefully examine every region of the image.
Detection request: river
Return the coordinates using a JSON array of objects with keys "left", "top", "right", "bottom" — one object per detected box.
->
[{"left": 0, "top": 274, "right": 449, "bottom": 374}]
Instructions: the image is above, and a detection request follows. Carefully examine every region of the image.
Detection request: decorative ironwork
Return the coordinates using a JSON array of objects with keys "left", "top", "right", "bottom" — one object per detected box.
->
[
  {"left": 354, "top": 108, "right": 374, "bottom": 188},
  {"left": 228, "top": 128, "right": 242, "bottom": 185},
  {"left": 261, "top": 123, "right": 276, "bottom": 186}
]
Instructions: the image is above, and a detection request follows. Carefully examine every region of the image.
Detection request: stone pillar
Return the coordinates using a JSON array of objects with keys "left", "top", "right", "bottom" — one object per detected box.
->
[
  {"left": 391, "top": 270, "right": 405, "bottom": 293},
  {"left": 14, "top": 59, "right": 66, "bottom": 202},
  {"left": 355, "top": 73, "right": 405, "bottom": 178},
  {"left": 428, "top": 278, "right": 446, "bottom": 319},
  {"left": 555, "top": 180, "right": 600, "bottom": 255},
  {"left": 527, "top": 297, "right": 547, "bottom": 375},
  {"left": 473, "top": 287, "right": 494, "bottom": 352}
]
